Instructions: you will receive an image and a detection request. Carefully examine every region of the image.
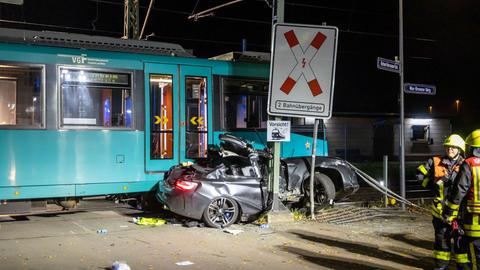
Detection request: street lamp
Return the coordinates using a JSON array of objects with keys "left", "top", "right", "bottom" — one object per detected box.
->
[
  {"left": 429, "top": 106, "right": 433, "bottom": 114},
  {"left": 455, "top": 99, "right": 460, "bottom": 113}
]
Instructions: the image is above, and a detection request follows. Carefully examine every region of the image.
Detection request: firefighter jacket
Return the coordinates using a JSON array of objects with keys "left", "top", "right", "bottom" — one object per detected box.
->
[
  {"left": 417, "top": 156, "right": 463, "bottom": 219},
  {"left": 444, "top": 156, "right": 480, "bottom": 237}
]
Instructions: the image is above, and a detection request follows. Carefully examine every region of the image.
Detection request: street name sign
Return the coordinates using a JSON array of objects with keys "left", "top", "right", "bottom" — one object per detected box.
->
[
  {"left": 268, "top": 23, "right": 338, "bottom": 119},
  {"left": 377, "top": 57, "right": 400, "bottom": 73},
  {"left": 404, "top": 83, "right": 436, "bottom": 95},
  {"left": 267, "top": 120, "right": 291, "bottom": 142}
]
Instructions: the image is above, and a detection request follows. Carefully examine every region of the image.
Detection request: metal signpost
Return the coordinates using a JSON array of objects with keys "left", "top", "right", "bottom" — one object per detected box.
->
[
  {"left": 404, "top": 83, "right": 436, "bottom": 95},
  {"left": 399, "top": 0, "right": 406, "bottom": 211},
  {"left": 268, "top": 22, "right": 338, "bottom": 219}
]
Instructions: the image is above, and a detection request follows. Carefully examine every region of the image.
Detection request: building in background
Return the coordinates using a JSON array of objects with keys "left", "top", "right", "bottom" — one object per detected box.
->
[{"left": 325, "top": 113, "right": 452, "bottom": 161}]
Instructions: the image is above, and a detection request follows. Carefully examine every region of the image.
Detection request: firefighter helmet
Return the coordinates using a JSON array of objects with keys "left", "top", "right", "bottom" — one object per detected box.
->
[
  {"left": 443, "top": 134, "right": 465, "bottom": 152},
  {"left": 466, "top": 129, "right": 480, "bottom": 148}
]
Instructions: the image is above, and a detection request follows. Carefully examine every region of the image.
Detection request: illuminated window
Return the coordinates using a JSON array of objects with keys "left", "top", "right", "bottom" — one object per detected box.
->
[
  {"left": 0, "top": 64, "right": 43, "bottom": 128},
  {"left": 411, "top": 125, "right": 430, "bottom": 143},
  {"left": 60, "top": 68, "right": 133, "bottom": 128},
  {"left": 222, "top": 78, "right": 268, "bottom": 130},
  {"left": 150, "top": 74, "right": 173, "bottom": 159}
]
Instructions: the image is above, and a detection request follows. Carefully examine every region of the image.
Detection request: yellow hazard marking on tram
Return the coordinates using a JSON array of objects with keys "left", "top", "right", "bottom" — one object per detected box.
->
[
  {"left": 154, "top": 116, "right": 168, "bottom": 125},
  {"left": 190, "top": 116, "right": 204, "bottom": 126}
]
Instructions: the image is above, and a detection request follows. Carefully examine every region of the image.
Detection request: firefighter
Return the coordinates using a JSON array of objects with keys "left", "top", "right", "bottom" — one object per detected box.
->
[
  {"left": 417, "top": 134, "right": 468, "bottom": 269},
  {"left": 444, "top": 130, "right": 480, "bottom": 269}
]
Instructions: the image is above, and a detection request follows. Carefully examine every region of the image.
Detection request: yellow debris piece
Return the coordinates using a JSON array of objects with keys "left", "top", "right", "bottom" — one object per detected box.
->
[
  {"left": 388, "top": 197, "right": 396, "bottom": 206},
  {"left": 133, "top": 217, "right": 167, "bottom": 226}
]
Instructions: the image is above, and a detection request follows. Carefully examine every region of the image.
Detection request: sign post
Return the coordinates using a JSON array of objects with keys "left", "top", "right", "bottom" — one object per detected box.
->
[{"left": 268, "top": 22, "right": 338, "bottom": 219}]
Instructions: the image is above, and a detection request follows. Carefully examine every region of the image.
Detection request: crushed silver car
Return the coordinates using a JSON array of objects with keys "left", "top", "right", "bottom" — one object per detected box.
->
[{"left": 156, "top": 134, "right": 358, "bottom": 228}]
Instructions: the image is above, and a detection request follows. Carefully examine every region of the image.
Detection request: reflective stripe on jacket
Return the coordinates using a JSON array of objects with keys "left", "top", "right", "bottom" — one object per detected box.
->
[
  {"left": 465, "top": 158, "right": 480, "bottom": 214},
  {"left": 417, "top": 156, "right": 462, "bottom": 218},
  {"left": 444, "top": 157, "right": 480, "bottom": 236}
]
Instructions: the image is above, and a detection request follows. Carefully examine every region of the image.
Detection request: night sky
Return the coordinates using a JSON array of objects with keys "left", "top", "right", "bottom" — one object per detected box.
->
[{"left": 0, "top": 0, "right": 478, "bottom": 133}]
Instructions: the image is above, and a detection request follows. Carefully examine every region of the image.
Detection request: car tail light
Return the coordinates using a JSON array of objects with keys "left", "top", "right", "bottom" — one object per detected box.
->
[{"left": 175, "top": 179, "right": 198, "bottom": 191}]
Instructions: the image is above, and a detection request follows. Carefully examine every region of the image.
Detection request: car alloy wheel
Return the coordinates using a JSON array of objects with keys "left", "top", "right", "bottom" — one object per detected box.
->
[{"left": 203, "top": 197, "right": 239, "bottom": 228}]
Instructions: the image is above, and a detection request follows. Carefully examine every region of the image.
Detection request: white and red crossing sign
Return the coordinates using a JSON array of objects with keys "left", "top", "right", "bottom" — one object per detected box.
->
[{"left": 268, "top": 23, "right": 338, "bottom": 119}]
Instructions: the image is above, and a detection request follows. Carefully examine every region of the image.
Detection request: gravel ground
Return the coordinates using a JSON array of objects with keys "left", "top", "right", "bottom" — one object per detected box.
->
[{"left": 0, "top": 201, "right": 435, "bottom": 270}]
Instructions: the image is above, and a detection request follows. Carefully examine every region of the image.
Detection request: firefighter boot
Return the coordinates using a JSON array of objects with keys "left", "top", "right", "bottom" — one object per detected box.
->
[
  {"left": 456, "top": 262, "right": 471, "bottom": 270},
  {"left": 433, "top": 258, "right": 449, "bottom": 270}
]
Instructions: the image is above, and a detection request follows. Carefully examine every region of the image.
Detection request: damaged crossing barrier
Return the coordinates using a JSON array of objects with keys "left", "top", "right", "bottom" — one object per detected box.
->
[
  {"left": 133, "top": 217, "right": 167, "bottom": 226},
  {"left": 346, "top": 161, "right": 426, "bottom": 211}
]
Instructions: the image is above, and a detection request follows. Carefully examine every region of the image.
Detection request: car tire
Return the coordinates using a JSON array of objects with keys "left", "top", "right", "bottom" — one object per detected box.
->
[
  {"left": 304, "top": 172, "right": 336, "bottom": 206},
  {"left": 202, "top": 196, "right": 239, "bottom": 228}
]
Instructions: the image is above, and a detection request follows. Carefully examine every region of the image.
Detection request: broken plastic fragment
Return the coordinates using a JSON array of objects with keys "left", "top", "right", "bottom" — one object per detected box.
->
[
  {"left": 133, "top": 217, "right": 167, "bottom": 226},
  {"left": 176, "top": 261, "right": 194, "bottom": 266},
  {"left": 223, "top": 229, "right": 244, "bottom": 235}
]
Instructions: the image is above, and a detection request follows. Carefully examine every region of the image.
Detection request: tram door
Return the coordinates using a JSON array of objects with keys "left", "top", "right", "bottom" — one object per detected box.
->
[
  {"left": 179, "top": 66, "right": 212, "bottom": 163},
  {"left": 145, "top": 63, "right": 179, "bottom": 172}
]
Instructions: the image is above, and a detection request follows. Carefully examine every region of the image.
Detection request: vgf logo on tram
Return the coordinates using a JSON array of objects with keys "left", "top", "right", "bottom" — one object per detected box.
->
[{"left": 72, "top": 54, "right": 87, "bottom": 64}]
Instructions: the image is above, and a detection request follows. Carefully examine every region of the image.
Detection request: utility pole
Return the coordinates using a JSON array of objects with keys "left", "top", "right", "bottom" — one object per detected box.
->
[
  {"left": 399, "top": 0, "right": 406, "bottom": 210},
  {"left": 124, "top": 0, "right": 140, "bottom": 39},
  {"left": 268, "top": 0, "right": 292, "bottom": 221},
  {"left": 270, "top": 0, "right": 284, "bottom": 204}
]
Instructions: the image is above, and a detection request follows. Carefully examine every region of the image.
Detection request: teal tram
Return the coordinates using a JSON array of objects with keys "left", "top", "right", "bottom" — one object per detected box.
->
[{"left": 0, "top": 28, "right": 329, "bottom": 211}]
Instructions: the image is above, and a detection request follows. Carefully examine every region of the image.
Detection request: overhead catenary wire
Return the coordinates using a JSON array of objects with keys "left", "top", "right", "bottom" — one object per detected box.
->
[
  {"left": 139, "top": 0, "right": 155, "bottom": 40},
  {"left": 0, "top": 0, "right": 437, "bottom": 49},
  {"left": 188, "top": 0, "right": 244, "bottom": 21}
]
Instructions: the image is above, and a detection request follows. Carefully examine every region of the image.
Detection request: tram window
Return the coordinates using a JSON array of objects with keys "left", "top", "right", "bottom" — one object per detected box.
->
[
  {"left": 150, "top": 74, "right": 174, "bottom": 159},
  {"left": 0, "top": 64, "right": 43, "bottom": 128},
  {"left": 222, "top": 78, "right": 268, "bottom": 130},
  {"left": 60, "top": 68, "right": 132, "bottom": 129},
  {"left": 185, "top": 76, "right": 208, "bottom": 159}
]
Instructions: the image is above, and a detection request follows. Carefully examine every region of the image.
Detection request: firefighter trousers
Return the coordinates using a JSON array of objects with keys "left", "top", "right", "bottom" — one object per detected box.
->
[{"left": 433, "top": 217, "right": 470, "bottom": 269}]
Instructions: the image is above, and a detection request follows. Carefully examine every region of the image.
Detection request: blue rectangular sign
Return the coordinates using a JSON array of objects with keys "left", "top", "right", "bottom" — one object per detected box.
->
[
  {"left": 404, "top": 83, "right": 436, "bottom": 95},
  {"left": 377, "top": 57, "right": 400, "bottom": 73}
]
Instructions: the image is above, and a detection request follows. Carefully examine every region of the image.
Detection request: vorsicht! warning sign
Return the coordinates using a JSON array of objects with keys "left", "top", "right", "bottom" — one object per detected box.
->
[{"left": 268, "top": 23, "right": 338, "bottom": 119}]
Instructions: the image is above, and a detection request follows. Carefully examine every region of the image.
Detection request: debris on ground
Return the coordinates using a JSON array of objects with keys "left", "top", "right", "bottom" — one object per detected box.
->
[
  {"left": 183, "top": 220, "right": 205, "bottom": 228},
  {"left": 96, "top": 229, "right": 108, "bottom": 235},
  {"left": 259, "top": 224, "right": 269, "bottom": 229},
  {"left": 175, "top": 260, "right": 194, "bottom": 266},
  {"left": 133, "top": 217, "right": 167, "bottom": 226},
  {"left": 223, "top": 229, "right": 244, "bottom": 235},
  {"left": 112, "top": 261, "right": 131, "bottom": 270}
]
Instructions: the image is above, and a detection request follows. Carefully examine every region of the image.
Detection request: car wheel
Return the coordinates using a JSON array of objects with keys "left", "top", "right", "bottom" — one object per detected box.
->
[
  {"left": 304, "top": 172, "right": 336, "bottom": 206},
  {"left": 202, "top": 197, "right": 239, "bottom": 228}
]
